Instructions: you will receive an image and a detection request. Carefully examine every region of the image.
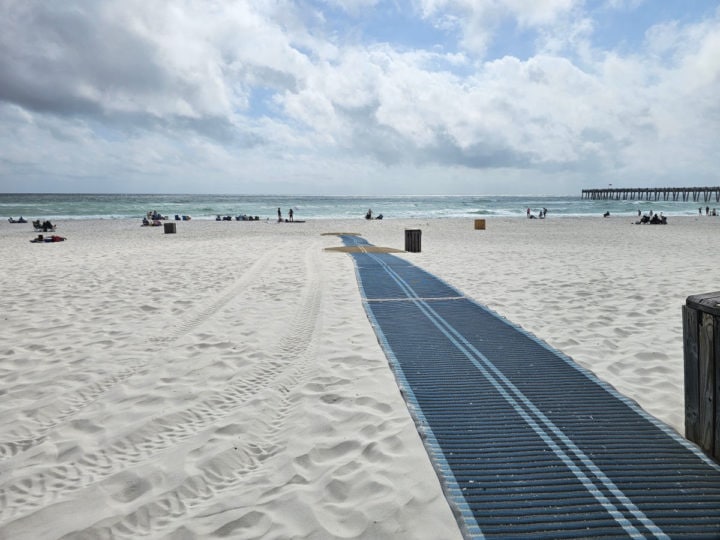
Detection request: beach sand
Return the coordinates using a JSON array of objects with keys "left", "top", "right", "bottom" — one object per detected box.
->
[{"left": 0, "top": 215, "right": 717, "bottom": 538}]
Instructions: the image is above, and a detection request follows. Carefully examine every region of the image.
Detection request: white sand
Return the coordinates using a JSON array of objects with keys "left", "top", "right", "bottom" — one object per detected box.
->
[{"left": 0, "top": 215, "right": 717, "bottom": 538}]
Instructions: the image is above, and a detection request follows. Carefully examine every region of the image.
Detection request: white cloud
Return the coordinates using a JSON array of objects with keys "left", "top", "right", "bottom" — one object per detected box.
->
[{"left": 0, "top": 0, "right": 718, "bottom": 194}]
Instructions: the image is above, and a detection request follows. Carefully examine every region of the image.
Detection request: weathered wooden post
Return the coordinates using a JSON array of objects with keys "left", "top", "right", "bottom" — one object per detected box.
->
[
  {"left": 683, "top": 292, "right": 720, "bottom": 461},
  {"left": 405, "top": 229, "right": 421, "bottom": 252},
  {"left": 474, "top": 219, "right": 486, "bottom": 230},
  {"left": 163, "top": 222, "right": 177, "bottom": 234}
]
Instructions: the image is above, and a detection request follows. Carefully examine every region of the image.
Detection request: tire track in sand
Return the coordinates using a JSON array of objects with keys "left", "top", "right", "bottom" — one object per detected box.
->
[
  {"left": 0, "top": 246, "right": 280, "bottom": 465},
  {"left": 0, "top": 241, "right": 323, "bottom": 534}
]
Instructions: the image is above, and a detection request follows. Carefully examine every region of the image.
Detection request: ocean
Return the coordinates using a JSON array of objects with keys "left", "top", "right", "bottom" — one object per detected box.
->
[{"left": 0, "top": 193, "right": 715, "bottom": 221}]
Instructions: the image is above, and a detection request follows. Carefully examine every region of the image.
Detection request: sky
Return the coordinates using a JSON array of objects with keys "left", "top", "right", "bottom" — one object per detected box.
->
[{"left": 0, "top": 0, "right": 718, "bottom": 195}]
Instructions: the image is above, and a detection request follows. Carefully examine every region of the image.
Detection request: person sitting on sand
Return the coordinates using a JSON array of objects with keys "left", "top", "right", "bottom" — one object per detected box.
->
[
  {"left": 30, "top": 234, "right": 65, "bottom": 243},
  {"left": 366, "top": 209, "right": 373, "bottom": 220},
  {"left": 603, "top": 211, "right": 610, "bottom": 217}
]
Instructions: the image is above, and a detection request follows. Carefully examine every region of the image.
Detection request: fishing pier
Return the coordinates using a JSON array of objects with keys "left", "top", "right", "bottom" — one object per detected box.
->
[{"left": 582, "top": 186, "right": 720, "bottom": 202}]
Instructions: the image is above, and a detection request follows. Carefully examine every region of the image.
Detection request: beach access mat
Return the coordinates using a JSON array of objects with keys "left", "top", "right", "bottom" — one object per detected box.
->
[{"left": 341, "top": 235, "right": 720, "bottom": 539}]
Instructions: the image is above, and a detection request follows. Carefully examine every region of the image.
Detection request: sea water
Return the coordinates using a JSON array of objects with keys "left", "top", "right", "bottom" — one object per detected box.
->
[{"left": 0, "top": 193, "right": 715, "bottom": 221}]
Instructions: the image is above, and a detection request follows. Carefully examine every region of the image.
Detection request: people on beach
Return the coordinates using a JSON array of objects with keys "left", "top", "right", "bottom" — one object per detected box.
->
[
  {"left": 526, "top": 208, "right": 546, "bottom": 218},
  {"left": 289, "top": 208, "right": 294, "bottom": 222},
  {"left": 277, "top": 208, "right": 282, "bottom": 222},
  {"left": 635, "top": 213, "right": 667, "bottom": 225},
  {"left": 32, "top": 219, "right": 56, "bottom": 231},
  {"left": 603, "top": 211, "right": 610, "bottom": 217},
  {"left": 364, "top": 209, "right": 383, "bottom": 220},
  {"left": 30, "top": 234, "right": 66, "bottom": 243}
]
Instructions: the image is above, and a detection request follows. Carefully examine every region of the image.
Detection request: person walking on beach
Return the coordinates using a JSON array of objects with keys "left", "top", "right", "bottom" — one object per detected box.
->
[
  {"left": 277, "top": 208, "right": 282, "bottom": 222},
  {"left": 288, "top": 208, "right": 294, "bottom": 222}
]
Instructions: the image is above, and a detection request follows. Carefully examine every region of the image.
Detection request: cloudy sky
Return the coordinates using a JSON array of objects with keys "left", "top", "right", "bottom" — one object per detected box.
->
[{"left": 0, "top": 1, "right": 718, "bottom": 195}]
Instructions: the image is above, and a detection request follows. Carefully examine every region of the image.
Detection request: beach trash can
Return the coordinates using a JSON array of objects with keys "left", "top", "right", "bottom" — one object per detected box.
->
[
  {"left": 405, "top": 229, "right": 421, "bottom": 252},
  {"left": 683, "top": 291, "right": 720, "bottom": 461},
  {"left": 474, "top": 219, "right": 486, "bottom": 230},
  {"left": 164, "top": 222, "right": 176, "bottom": 234}
]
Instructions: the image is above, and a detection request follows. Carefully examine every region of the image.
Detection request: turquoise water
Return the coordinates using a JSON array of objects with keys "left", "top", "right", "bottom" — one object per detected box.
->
[{"left": 0, "top": 193, "right": 715, "bottom": 220}]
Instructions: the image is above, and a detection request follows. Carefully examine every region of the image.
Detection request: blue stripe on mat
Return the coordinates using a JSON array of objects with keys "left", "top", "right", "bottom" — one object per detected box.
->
[{"left": 341, "top": 235, "right": 720, "bottom": 539}]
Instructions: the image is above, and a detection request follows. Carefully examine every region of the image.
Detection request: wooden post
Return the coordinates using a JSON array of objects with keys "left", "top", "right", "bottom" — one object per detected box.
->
[
  {"left": 405, "top": 229, "right": 421, "bottom": 253},
  {"left": 683, "top": 292, "right": 720, "bottom": 461},
  {"left": 474, "top": 219, "right": 486, "bottom": 230},
  {"left": 164, "top": 222, "right": 176, "bottom": 234}
]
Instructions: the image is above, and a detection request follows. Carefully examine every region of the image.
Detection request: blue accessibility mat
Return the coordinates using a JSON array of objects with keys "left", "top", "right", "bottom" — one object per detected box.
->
[{"left": 340, "top": 234, "right": 720, "bottom": 539}]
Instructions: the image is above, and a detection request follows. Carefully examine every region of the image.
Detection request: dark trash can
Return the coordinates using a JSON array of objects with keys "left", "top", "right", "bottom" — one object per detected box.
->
[
  {"left": 405, "top": 229, "right": 421, "bottom": 252},
  {"left": 164, "top": 222, "right": 177, "bottom": 234},
  {"left": 683, "top": 291, "right": 720, "bottom": 462}
]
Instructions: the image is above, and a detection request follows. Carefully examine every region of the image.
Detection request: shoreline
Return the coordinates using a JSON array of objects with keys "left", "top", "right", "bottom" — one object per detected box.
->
[{"left": 6, "top": 211, "right": 720, "bottom": 222}]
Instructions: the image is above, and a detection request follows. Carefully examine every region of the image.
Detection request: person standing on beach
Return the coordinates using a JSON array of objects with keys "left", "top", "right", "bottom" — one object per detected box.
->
[
  {"left": 288, "top": 208, "right": 294, "bottom": 222},
  {"left": 277, "top": 208, "right": 282, "bottom": 222}
]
